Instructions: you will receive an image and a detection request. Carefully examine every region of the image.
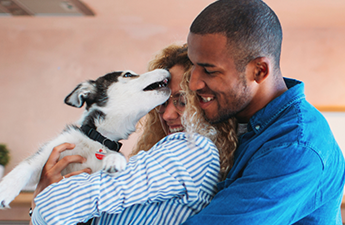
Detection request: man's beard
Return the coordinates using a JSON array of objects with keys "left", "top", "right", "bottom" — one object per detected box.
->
[
  {"left": 205, "top": 105, "right": 238, "bottom": 124},
  {"left": 205, "top": 82, "right": 250, "bottom": 124}
]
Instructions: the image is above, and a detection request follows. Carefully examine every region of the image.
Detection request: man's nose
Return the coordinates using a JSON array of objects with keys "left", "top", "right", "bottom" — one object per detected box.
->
[{"left": 189, "top": 66, "right": 205, "bottom": 91}]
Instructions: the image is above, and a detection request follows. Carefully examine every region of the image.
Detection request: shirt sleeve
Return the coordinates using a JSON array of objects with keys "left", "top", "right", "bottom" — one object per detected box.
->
[
  {"left": 183, "top": 144, "right": 324, "bottom": 225},
  {"left": 32, "top": 133, "right": 219, "bottom": 225}
]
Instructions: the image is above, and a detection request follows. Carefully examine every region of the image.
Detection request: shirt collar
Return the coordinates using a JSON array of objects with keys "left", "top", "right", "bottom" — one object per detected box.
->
[{"left": 248, "top": 78, "right": 305, "bottom": 133}]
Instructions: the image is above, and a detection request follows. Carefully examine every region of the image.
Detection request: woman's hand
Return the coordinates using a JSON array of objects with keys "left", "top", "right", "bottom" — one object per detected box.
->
[{"left": 31, "top": 143, "right": 92, "bottom": 209}]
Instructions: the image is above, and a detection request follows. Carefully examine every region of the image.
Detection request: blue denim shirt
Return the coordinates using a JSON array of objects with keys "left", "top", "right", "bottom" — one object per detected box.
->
[{"left": 184, "top": 78, "right": 345, "bottom": 224}]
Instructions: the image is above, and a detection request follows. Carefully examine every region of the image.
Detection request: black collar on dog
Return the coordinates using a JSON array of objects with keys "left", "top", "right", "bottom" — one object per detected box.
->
[{"left": 80, "top": 125, "right": 122, "bottom": 152}]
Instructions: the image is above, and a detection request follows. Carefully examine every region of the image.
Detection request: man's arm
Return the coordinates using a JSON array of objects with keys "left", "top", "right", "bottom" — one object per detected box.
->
[{"left": 183, "top": 145, "right": 323, "bottom": 225}]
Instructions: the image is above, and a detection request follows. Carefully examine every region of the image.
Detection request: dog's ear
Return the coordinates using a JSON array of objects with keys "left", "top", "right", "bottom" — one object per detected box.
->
[{"left": 64, "top": 81, "right": 96, "bottom": 108}]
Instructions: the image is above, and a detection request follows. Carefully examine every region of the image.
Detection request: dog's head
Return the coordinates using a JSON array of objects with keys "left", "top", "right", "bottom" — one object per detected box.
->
[{"left": 64, "top": 69, "right": 171, "bottom": 140}]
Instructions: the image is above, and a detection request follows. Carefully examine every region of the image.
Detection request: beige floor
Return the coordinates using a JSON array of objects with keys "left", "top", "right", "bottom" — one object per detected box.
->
[{"left": 0, "top": 192, "right": 344, "bottom": 223}]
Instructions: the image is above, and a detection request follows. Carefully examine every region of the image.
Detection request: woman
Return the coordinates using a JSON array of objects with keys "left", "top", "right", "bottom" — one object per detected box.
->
[
  {"left": 132, "top": 44, "right": 192, "bottom": 154},
  {"left": 31, "top": 44, "right": 238, "bottom": 224},
  {"left": 133, "top": 44, "right": 237, "bottom": 180}
]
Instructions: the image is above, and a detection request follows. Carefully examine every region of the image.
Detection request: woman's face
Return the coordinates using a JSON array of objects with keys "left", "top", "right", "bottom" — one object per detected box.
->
[{"left": 158, "top": 64, "right": 185, "bottom": 135}]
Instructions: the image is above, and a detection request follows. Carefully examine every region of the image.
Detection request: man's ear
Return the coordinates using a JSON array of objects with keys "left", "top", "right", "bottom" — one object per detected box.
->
[
  {"left": 252, "top": 57, "right": 270, "bottom": 84},
  {"left": 64, "top": 81, "right": 96, "bottom": 108}
]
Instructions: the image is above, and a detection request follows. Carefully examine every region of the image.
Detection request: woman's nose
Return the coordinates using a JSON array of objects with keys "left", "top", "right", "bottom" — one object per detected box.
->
[{"left": 162, "top": 101, "right": 179, "bottom": 121}]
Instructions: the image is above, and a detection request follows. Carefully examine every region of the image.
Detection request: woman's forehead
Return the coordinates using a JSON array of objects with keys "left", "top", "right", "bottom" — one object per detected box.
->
[{"left": 168, "top": 65, "right": 184, "bottom": 93}]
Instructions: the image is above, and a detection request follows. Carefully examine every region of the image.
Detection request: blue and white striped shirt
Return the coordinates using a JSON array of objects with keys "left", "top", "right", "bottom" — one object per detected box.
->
[{"left": 32, "top": 132, "right": 220, "bottom": 225}]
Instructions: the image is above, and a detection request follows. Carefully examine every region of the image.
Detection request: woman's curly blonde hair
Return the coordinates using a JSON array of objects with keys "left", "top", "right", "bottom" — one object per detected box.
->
[{"left": 132, "top": 43, "right": 238, "bottom": 180}]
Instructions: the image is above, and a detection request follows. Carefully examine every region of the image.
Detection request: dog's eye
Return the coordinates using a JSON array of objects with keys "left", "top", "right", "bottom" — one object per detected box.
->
[{"left": 123, "top": 72, "right": 135, "bottom": 78}]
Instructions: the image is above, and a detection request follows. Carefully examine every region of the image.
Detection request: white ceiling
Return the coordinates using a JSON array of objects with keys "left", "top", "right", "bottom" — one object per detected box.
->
[
  {"left": 1, "top": 0, "right": 345, "bottom": 28},
  {"left": 0, "top": 0, "right": 94, "bottom": 16}
]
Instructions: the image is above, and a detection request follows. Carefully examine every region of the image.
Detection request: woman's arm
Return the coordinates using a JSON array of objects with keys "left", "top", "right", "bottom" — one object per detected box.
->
[{"left": 32, "top": 133, "right": 219, "bottom": 225}]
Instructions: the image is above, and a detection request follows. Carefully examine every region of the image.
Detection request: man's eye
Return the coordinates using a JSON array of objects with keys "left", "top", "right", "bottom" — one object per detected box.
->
[{"left": 204, "top": 68, "right": 215, "bottom": 75}]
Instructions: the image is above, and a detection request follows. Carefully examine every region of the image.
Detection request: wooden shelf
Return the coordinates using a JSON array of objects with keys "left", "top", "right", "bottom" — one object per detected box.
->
[
  {"left": 10, "top": 192, "right": 33, "bottom": 207},
  {"left": 315, "top": 106, "right": 345, "bottom": 112}
]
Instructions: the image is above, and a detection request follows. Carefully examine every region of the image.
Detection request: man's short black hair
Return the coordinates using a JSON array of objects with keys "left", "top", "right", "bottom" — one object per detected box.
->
[{"left": 190, "top": 0, "right": 282, "bottom": 72}]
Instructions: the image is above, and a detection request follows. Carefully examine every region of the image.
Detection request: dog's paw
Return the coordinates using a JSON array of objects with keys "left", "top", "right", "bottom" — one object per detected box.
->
[
  {"left": 102, "top": 153, "right": 127, "bottom": 173},
  {"left": 0, "top": 199, "right": 10, "bottom": 209},
  {"left": 0, "top": 181, "right": 18, "bottom": 209}
]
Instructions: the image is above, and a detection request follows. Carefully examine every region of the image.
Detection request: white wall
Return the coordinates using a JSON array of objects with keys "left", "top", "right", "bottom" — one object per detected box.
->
[{"left": 323, "top": 112, "right": 345, "bottom": 157}]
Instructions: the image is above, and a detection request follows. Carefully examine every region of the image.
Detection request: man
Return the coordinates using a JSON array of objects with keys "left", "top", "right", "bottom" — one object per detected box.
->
[
  {"left": 183, "top": 0, "right": 345, "bottom": 224},
  {"left": 30, "top": 0, "right": 345, "bottom": 224}
]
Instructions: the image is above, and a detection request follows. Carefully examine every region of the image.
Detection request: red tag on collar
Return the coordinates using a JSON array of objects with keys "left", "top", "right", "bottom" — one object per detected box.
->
[{"left": 95, "top": 149, "right": 106, "bottom": 160}]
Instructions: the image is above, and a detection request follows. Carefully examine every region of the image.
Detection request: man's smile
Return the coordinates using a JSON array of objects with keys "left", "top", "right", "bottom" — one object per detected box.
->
[{"left": 200, "top": 96, "right": 214, "bottom": 103}]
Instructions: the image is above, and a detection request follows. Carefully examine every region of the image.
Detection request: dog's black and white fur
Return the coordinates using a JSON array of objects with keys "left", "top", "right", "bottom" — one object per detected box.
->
[{"left": 0, "top": 69, "right": 171, "bottom": 208}]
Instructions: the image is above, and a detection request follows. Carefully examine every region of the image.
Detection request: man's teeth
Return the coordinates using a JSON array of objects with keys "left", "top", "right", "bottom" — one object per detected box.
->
[
  {"left": 169, "top": 127, "right": 184, "bottom": 133},
  {"left": 201, "top": 96, "right": 214, "bottom": 102}
]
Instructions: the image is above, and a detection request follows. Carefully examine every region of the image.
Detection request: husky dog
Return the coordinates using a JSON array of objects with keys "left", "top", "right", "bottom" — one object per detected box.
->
[{"left": 0, "top": 69, "right": 170, "bottom": 208}]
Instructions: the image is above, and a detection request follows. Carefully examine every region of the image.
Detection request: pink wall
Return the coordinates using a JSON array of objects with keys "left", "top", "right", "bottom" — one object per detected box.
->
[{"left": 1, "top": 0, "right": 345, "bottom": 175}]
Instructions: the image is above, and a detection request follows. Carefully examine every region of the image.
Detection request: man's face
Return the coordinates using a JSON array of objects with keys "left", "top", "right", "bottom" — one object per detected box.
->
[{"left": 187, "top": 33, "right": 254, "bottom": 123}]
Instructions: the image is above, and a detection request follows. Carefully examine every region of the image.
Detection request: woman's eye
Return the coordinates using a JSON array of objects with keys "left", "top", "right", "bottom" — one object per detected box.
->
[
  {"left": 178, "top": 95, "right": 187, "bottom": 106},
  {"left": 178, "top": 101, "right": 186, "bottom": 107}
]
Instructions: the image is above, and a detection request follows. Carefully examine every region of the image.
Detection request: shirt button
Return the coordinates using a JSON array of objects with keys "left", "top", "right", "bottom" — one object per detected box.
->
[{"left": 255, "top": 125, "right": 260, "bottom": 130}]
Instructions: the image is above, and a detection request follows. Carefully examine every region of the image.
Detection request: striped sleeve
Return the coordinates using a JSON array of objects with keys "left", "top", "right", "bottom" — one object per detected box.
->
[{"left": 32, "top": 132, "right": 220, "bottom": 225}]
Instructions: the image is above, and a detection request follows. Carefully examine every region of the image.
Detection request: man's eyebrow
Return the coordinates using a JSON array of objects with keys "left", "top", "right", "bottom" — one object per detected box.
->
[{"left": 197, "top": 63, "right": 216, "bottom": 67}]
